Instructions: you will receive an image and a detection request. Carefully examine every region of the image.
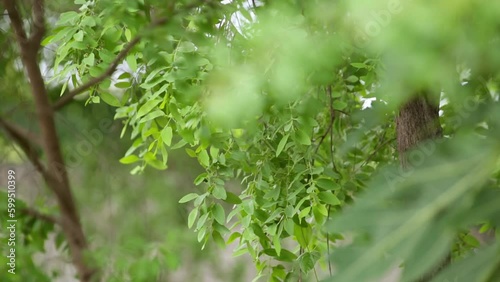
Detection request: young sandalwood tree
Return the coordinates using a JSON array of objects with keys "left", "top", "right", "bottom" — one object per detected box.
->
[{"left": 2, "top": 0, "right": 500, "bottom": 281}]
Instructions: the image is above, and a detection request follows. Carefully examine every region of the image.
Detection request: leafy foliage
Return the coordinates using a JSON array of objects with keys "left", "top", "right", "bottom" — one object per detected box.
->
[{"left": 18, "top": 0, "right": 500, "bottom": 281}]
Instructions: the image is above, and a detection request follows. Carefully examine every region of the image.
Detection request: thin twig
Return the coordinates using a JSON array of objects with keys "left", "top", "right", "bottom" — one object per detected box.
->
[
  {"left": 52, "top": 35, "right": 142, "bottom": 110},
  {"left": 314, "top": 86, "right": 341, "bottom": 155},
  {"left": 326, "top": 205, "right": 332, "bottom": 277},
  {"left": 21, "top": 207, "right": 59, "bottom": 225},
  {"left": 0, "top": 117, "right": 46, "bottom": 175},
  {"left": 298, "top": 247, "right": 303, "bottom": 282}
]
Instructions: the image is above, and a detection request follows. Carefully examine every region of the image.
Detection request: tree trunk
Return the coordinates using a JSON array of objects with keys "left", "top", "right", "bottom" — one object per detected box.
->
[
  {"left": 396, "top": 93, "right": 442, "bottom": 168},
  {"left": 3, "top": 0, "right": 95, "bottom": 280},
  {"left": 396, "top": 92, "right": 447, "bottom": 281}
]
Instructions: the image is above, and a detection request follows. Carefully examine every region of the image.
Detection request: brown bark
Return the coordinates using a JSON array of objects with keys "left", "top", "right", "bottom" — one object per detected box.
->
[
  {"left": 396, "top": 93, "right": 442, "bottom": 168},
  {"left": 2, "top": 0, "right": 95, "bottom": 280}
]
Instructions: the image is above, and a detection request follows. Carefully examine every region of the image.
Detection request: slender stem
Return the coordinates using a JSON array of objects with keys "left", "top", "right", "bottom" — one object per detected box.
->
[
  {"left": 21, "top": 207, "right": 59, "bottom": 225},
  {"left": 326, "top": 205, "right": 332, "bottom": 277}
]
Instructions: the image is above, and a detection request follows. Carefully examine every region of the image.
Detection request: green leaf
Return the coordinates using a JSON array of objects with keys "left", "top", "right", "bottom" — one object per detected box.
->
[
  {"left": 171, "top": 140, "right": 187, "bottom": 150},
  {"left": 161, "top": 126, "right": 173, "bottom": 146},
  {"left": 179, "top": 193, "right": 199, "bottom": 203},
  {"left": 333, "top": 100, "right": 347, "bottom": 110},
  {"left": 137, "top": 99, "right": 161, "bottom": 118},
  {"left": 58, "top": 11, "right": 79, "bottom": 25},
  {"left": 479, "top": 222, "right": 491, "bottom": 233},
  {"left": 296, "top": 130, "right": 311, "bottom": 145},
  {"left": 41, "top": 34, "right": 56, "bottom": 46},
  {"left": 213, "top": 222, "right": 230, "bottom": 235},
  {"left": 145, "top": 157, "right": 167, "bottom": 170},
  {"left": 125, "top": 28, "right": 132, "bottom": 41},
  {"left": 294, "top": 224, "right": 312, "bottom": 248},
  {"left": 224, "top": 192, "right": 242, "bottom": 204},
  {"left": 59, "top": 80, "right": 68, "bottom": 96},
  {"left": 118, "top": 72, "right": 131, "bottom": 79},
  {"left": 177, "top": 41, "right": 196, "bottom": 52},
  {"left": 139, "top": 110, "right": 165, "bottom": 123},
  {"left": 114, "top": 81, "right": 131, "bottom": 88},
  {"left": 89, "top": 66, "right": 104, "bottom": 77},
  {"left": 299, "top": 252, "right": 321, "bottom": 274},
  {"left": 126, "top": 54, "right": 137, "bottom": 72},
  {"left": 262, "top": 249, "right": 297, "bottom": 262},
  {"left": 209, "top": 147, "right": 219, "bottom": 162},
  {"left": 346, "top": 75, "right": 358, "bottom": 83},
  {"left": 331, "top": 91, "right": 342, "bottom": 98},
  {"left": 315, "top": 178, "right": 340, "bottom": 190},
  {"left": 99, "top": 49, "right": 116, "bottom": 63},
  {"left": 463, "top": 234, "right": 480, "bottom": 248},
  {"left": 213, "top": 185, "right": 227, "bottom": 200},
  {"left": 227, "top": 232, "right": 241, "bottom": 245},
  {"left": 299, "top": 206, "right": 311, "bottom": 219},
  {"left": 196, "top": 213, "right": 209, "bottom": 230},
  {"left": 82, "top": 53, "right": 94, "bottom": 66},
  {"left": 160, "top": 144, "right": 168, "bottom": 164},
  {"left": 212, "top": 230, "right": 225, "bottom": 247},
  {"left": 273, "top": 234, "right": 282, "bottom": 256},
  {"left": 197, "top": 226, "right": 206, "bottom": 243},
  {"left": 100, "top": 92, "right": 121, "bottom": 107},
  {"left": 350, "top": 63, "right": 367, "bottom": 69},
  {"left": 276, "top": 134, "right": 289, "bottom": 157},
  {"left": 197, "top": 150, "right": 210, "bottom": 167},
  {"left": 73, "top": 30, "right": 84, "bottom": 41},
  {"left": 145, "top": 67, "right": 168, "bottom": 83},
  {"left": 213, "top": 204, "right": 225, "bottom": 225},
  {"left": 188, "top": 208, "right": 198, "bottom": 228},
  {"left": 315, "top": 204, "right": 328, "bottom": 217},
  {"left": 185, "top": 148, "right": 196, "bottom": 157},
  {"left": 318, "top": 192, "right": 341, "bottom": 206},
  {"left": 81, "top": 16, "right": 96, "bottom": 27},
  {"left": 194, "top": 173, "right": 207, "bottom": 185},
  {"left": 119, "top": 154, "right": 139, "bottom": 164}
]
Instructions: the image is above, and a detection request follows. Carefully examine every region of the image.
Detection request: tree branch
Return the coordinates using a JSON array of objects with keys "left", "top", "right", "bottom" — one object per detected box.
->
[
  {"left": 30, "top": 0, "right": 45, "bottom": 47},
  {"left": 0, "top": 117, "right": 46, "bottom": 175},
  {"left": 21, "top": 207, "right": 59, "bottom": 225},
  {"left": 2, "top": 0, "right": 28, "bottom": 46},
  {"left": 52, "top": 35, "right": 142, "bottom": 110},
  {"left": 3, "top": 0, "right": 96, "bottom": 280}
]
